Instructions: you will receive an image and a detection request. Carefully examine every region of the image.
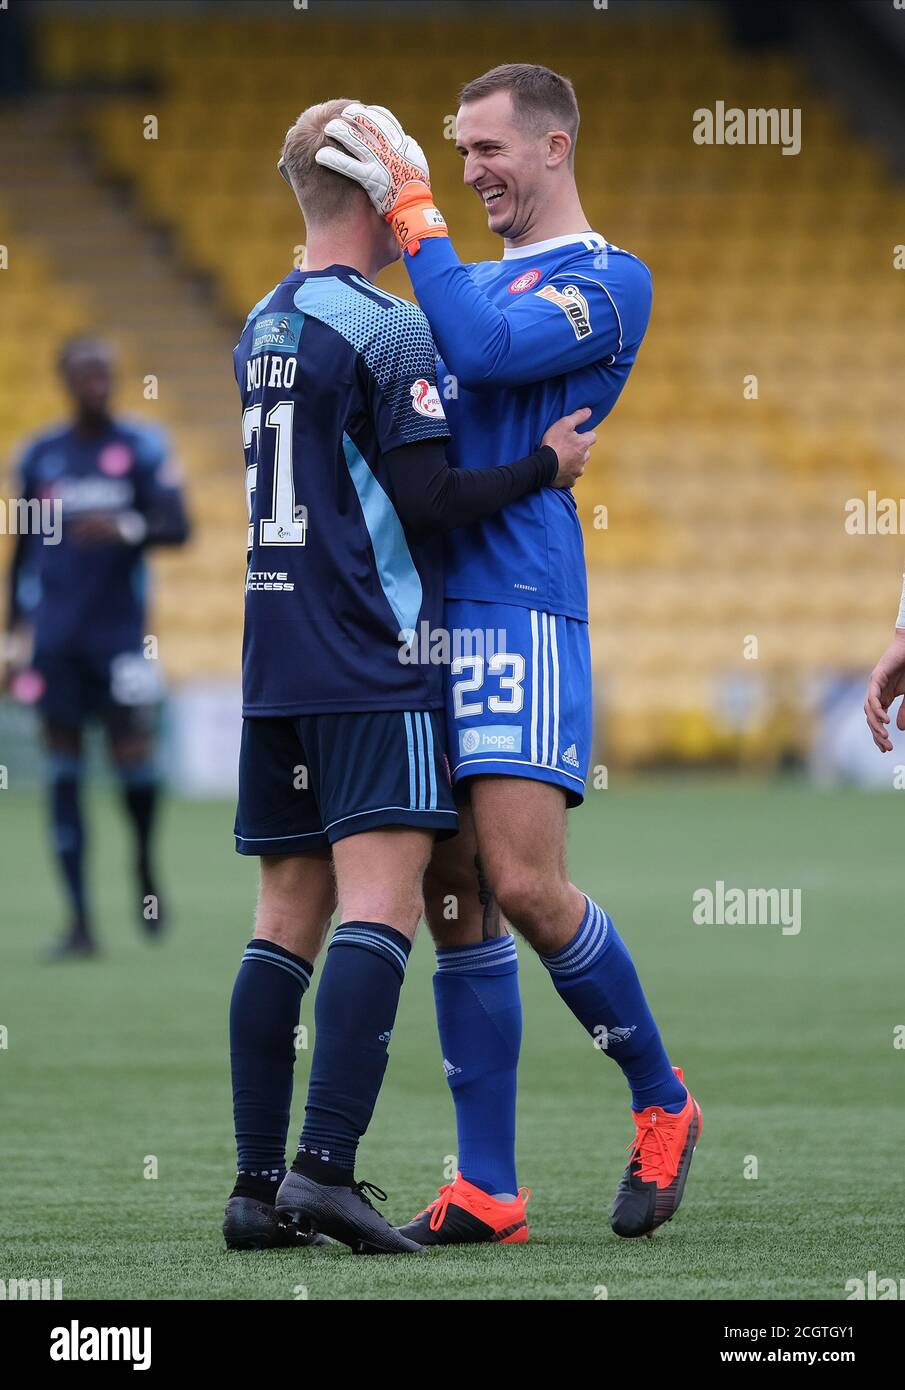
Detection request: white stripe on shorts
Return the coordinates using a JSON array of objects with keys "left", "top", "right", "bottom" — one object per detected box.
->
[{"left": 530, "top": 609, "right": 540, "bottom": 763}]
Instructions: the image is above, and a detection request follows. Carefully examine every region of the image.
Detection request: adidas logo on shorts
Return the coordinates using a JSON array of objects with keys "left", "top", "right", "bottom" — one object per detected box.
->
[{"left": 562, "top": 743, "right": 580, "bottom": 769}]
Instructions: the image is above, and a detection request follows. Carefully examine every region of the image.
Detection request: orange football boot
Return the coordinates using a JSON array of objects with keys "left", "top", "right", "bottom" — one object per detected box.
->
[
  {"left": 397, "top": 1173, "right": 530, "bottom": 1246},
  {"left": 610, "top": 1067, "right": 702, "bottom": 1238}
]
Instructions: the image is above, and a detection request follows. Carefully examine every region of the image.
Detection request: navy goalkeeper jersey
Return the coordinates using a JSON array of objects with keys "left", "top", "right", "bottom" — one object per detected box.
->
[{"left": 234, "top": 265, "right": 451, "bottom": 716}]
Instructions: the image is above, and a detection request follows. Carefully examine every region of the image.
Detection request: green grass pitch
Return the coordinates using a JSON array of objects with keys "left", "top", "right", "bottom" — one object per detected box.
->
[{"left": 2, "top": 779, "right": 903, "bottom": 1300}]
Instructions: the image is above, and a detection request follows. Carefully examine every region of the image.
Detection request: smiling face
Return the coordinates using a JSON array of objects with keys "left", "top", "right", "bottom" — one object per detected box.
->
[{"left": 455, "top": 89, "right": 570, "bottom": 245}]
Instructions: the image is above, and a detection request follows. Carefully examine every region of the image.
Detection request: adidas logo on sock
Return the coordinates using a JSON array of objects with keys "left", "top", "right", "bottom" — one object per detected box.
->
[
  {"left": 442, "top": 1057, "right": 462, "bottom": 1077},
  {"left": 562, "top": 743, "right": 580, "bottom": 768}
]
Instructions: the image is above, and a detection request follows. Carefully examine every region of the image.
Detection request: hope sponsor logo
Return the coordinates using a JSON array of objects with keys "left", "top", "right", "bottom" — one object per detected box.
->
[
  {"left": 508, "top": 267, "right": 542, "bottom": 293},
  {"left": 410, "top": 378, "right": 445, "bottom": 419},
  {"left": 459, "top": 725, "right": 522, "bottom": 757},
  {"left": 251, "top": 312, "right": 304, "bottom": 355},
  {"left": 536, "top": 283, "right": 592, "bottom": 339}
]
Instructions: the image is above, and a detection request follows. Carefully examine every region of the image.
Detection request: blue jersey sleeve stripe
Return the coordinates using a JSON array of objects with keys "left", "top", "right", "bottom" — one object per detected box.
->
[
  {"left": 347, "top": 272, "right": 409, "bottom": 308},
  {"left": 341, "top": 433, "right": 423, "bottom": 638},
  {"left": 559, "top": 271, "right": 624, "bottom": 355}
]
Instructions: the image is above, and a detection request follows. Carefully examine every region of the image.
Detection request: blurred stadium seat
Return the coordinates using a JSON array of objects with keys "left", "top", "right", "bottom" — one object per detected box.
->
[{"left": 3, "top": 5, "right": 903, "bottom": 764}]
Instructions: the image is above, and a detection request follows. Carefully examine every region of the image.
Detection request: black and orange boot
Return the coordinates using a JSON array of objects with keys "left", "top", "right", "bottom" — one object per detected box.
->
[
  {"left": 611, "top": 1067, "right": 702, "bottom": 1239},
  {"left": 398, "top": 1173, "right": 530, "bottom": 1247}
]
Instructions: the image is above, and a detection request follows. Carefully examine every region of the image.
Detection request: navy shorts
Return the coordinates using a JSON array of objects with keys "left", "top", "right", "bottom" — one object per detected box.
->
[
  {"left": 33, "top": 647, "right": 161, "bottom": 734},
  {"left": 234, "top": 709, "right": 458, "bottom": 855}
]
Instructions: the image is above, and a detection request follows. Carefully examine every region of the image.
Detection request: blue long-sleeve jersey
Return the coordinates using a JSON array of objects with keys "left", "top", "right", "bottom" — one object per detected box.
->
[{"left": 404, "top": 231, "right": 652, "bottom": 620}]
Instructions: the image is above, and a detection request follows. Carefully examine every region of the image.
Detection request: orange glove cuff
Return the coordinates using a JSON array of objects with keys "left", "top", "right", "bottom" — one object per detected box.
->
[{"left": 386, "top": 183, "right": 448, "bottom": 254}]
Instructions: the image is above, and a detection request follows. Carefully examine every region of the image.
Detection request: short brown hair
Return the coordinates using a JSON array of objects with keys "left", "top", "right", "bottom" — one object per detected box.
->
[
  {"left": 459, "top": 64, "right": 579, "bottom": 153},
  {"left": 280, "top": 98, "right": 364, "bottom": 226}
]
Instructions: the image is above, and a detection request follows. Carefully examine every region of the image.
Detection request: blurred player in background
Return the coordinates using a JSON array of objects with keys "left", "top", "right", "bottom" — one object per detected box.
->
[
  {"left": 319, "top": 68, "right": 702, "bottom": 1245},
  {"left": 3, "top": 337, "right": 190, "bottom": 958},
  {"left": 223, "top": 98, "right": 590, "bottom": 1254}
]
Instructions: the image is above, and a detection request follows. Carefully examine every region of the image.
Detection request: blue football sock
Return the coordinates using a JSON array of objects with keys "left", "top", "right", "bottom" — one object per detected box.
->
[
  {"left": 49, "top": 755, "right": 88, "bottom": 932},
  {"left": 433, "top": 935, "right": 521, "bottom": 1195},
  {"left": 229, "top": 938, "right": 313, "bottom": 1173},
  {"left": 540, "top": 897, "right": 686, "bottom": 1113},
  {"left": 295, "top": 922, "right": 410, "bottom": 1181}
]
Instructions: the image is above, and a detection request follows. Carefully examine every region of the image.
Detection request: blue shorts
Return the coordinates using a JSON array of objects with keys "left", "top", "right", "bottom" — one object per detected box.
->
[
  {"left": 444, "top": 599, "right": 592, "bottom": 808},
  {"left": 33, "top": 646, "right": 161, "bottom": 733},
  {"left": 234, "top": 709, "right": 458, "bottom": 855}
]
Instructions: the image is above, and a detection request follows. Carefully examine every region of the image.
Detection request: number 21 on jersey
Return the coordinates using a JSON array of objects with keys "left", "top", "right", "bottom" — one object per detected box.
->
[{"left": 243, "top": 400, "right": 307, "bottom": 548}]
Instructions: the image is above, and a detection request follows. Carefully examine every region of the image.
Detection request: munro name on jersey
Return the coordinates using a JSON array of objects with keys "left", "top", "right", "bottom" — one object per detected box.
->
[
  {"left": 245, "top": 352, "right": 299, "bottom": 392},
  {"left": 245, "top": 311, "right": 305, "bottom": 391}
]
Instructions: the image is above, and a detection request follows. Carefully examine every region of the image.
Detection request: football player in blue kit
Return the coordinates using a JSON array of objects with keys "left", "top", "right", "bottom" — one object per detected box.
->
[
  {"left": 318, "top": 66, "right": 702, "bottom": 1244},
  {"left": 4, "top": 337, "right": 190, "bottom": 958},
  {"left": 223, "top": 97, "right": 592, "bottom": 1253}
]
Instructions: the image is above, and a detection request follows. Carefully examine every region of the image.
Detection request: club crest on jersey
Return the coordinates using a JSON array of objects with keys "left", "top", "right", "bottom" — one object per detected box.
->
[
  {"left": 410, "top": 378, "right": 445, "bottom": 419},
  {"left": 251, "top": 311, "right": 304, "bottom": 355},
  {"left": 536, "top": 283, "right": 592, "bottom": 339},
  {"left": 98, "top": 443, "right": 133, "bottom": 477},
  {"left": 508, "top": 267, "right": 542, "bottom": 293}
]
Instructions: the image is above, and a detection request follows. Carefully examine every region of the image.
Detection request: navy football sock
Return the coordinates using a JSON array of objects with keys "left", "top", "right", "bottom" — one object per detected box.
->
[
  {"left": 540, "top": 897, "right": 686, "bottom": 1113},
  {"left": 433, "top": 935, "right": 521, "bottom": 1195},
  {"left": 49, "top": 757, "right": 89, "bottom": 933},
  {"left": 294, "top": 922, "right": 410, "bottom": 1184},
  {"left": 120, "top": 768, "right": 157, "bottom": 869},
  {"left": 230, "top": 1166, "right": 286, "bottom": 1203},
  {"left": 230, "top": 939, "right": 313, "bottom": 1177}
]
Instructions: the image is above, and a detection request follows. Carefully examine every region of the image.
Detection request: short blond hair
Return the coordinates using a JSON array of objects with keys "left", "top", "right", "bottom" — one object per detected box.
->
[{"left": 280, "top": 98, "right": 364, "bottom": 226}]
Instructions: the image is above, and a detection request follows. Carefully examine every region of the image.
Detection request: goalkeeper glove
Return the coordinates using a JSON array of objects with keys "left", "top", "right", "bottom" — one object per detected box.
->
[{"left": 315, "top": 104, "right": 448, "bottom": 255}]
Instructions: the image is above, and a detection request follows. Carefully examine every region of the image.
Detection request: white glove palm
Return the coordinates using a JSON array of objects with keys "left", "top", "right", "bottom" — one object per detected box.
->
[{"left": 315, "top": 103, "right": 432, "bottom": 220}]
